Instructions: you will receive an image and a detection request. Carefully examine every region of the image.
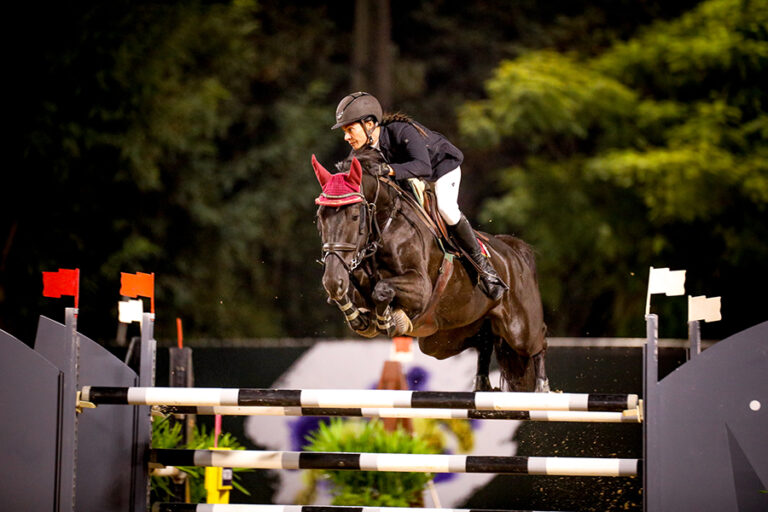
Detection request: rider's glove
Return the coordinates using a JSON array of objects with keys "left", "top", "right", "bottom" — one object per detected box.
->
[{"left": 374, "top": 163, "right": 393, "bottom": 177}]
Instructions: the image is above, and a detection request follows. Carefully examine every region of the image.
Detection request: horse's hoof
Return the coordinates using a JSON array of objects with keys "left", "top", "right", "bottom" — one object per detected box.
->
[
  {"left": 355, "top": 323, "right": 380, "bottom": 338},
  {"left": 473, "top": 375, "right": 493, "bottom": 392},
  {"left": 535, "top": 378, "right": 551, "bottom": 393},
  {"left": 355, "top": 325, "right": 380, "bottom": 338},
  {"left": 390, "top": 308, "right": 413, "bottom": 336},
  {"left": 352, "top": 309, "right": 379, "bottom": 338}
]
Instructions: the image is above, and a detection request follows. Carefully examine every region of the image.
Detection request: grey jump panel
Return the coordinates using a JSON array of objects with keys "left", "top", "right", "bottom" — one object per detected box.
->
[{"left": 644, "top": 317, "right": 768, "bottom": 511}]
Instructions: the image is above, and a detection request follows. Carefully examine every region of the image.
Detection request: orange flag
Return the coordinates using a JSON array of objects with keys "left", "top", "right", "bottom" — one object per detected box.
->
[{"left": 120, "top": 272, "right": 155, "bottom": 313}]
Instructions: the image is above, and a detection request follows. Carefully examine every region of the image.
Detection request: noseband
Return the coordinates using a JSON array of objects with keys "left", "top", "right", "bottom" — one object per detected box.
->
[{"left": 321, "top": 205, "right": 377, "bottom": 273}]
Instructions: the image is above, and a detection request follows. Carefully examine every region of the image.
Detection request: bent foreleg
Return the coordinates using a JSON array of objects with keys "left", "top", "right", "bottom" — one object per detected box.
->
[
  {"left": 371, "top": 280, "right": 413, "bottom": 337},
  {"left": 334, "top": 296, "right": 378, "bottom": 338}
]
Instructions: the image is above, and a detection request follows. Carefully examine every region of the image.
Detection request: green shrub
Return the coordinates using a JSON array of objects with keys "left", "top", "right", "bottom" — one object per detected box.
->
[
  {"left": 302, "top": 418, "right": 440, "bottom": 506},
  {"left": 151, "top": 417, "right": 251, "bottom": 503}
]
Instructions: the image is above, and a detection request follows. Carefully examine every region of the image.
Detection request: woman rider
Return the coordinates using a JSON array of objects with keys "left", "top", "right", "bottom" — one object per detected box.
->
[{"left": 332, "top": 91, "right": 508, "bottom": 301}]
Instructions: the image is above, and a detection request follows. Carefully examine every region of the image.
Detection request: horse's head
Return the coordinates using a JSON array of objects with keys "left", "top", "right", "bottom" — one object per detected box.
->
[{"left": 312, "top": 154, "right": 373, "bottom": 301}]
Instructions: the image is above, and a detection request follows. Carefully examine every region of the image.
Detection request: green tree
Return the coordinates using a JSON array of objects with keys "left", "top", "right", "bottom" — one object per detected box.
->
[{"left": 459, "top": 0, "right": 768, "bottom": 337}]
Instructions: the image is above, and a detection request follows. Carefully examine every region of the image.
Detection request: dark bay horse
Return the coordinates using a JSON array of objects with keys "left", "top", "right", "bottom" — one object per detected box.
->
[{"left": 312, "top": 151, "right": 549, "bottom": 392}]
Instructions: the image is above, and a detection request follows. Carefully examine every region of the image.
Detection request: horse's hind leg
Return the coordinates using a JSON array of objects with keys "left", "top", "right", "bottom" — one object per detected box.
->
[
  {"left": 474, "top": 338, "right": 494, "bottom": 391},
  {"left": 494, "top": 337, "right": 534, "bottom": 391},
  {"left": 533, "top": 349, "right": 550, "bottom": 392},
  {"left": 468, "top": 322, "right": 494, "bottom": 391}
]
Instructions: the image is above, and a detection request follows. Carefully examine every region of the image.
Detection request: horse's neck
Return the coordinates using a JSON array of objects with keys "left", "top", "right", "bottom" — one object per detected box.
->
[
  {"left": 368, "top": 178, "right": 429, "bottom": 240},
  {"left": 364, "top": 176, "right": 398, "bottom": 216}
]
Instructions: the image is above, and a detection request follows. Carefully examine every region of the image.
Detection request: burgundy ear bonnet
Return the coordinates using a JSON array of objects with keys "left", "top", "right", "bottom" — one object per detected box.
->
[{"left": 312, "top": 155, "right": 364, "bottom": 206}]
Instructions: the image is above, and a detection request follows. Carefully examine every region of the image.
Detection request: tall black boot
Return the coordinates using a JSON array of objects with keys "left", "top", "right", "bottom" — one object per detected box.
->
[{"left": 449, "top": 216, "right": 509, "bottom": 301}]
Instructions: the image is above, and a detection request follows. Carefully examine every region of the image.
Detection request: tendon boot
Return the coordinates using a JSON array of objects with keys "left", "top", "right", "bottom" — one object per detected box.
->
[{"left": 449, "top": 216, "right": 509, "bottom": 301}]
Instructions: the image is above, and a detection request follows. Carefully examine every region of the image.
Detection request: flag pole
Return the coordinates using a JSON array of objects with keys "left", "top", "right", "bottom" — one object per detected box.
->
[
  {"left": 687, "top": 318, "right": 701, "bottom": 360},
  {"left": 74, "top": 268, "right": 80, "bottom": 310},
  {"left": 645, "top": 266, "right": 654, "bottom": 316}
]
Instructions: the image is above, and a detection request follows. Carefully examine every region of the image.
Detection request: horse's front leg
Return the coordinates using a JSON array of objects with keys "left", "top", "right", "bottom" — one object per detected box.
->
[
  {"left": 371, "top": 271, "right": 428, "bottom": 337},
  {"left": 333, "top": 295, "right": 378, "bottom": 338},
  {"left": 371, "top": 281, "right": 400, "bottom": 337}
]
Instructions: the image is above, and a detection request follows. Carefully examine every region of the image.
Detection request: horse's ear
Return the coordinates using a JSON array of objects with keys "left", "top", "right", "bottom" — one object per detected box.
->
[
  {"left": 312, "top": 154, "right": 332, "bottom": 187},
  {"left": 349, "top": 157, "right": 362, "bottom": 186}
]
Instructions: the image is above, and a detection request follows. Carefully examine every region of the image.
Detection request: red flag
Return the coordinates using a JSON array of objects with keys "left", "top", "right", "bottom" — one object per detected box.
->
[
  {"left": 42, "top": 268, "right": 80, "bottom": 308},
  {"left": 120, "top": 272, "right": 155, "bottom": 313}
]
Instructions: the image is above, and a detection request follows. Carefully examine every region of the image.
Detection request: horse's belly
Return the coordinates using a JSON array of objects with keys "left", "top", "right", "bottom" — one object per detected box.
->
[{"left": 408, "top": 323, "right": 439, "bottom": 337}]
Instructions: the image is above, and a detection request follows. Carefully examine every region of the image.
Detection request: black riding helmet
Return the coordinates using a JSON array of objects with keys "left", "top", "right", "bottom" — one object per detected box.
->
[{"left": 331, "top": 92, "right": 383, "bottom": 130}]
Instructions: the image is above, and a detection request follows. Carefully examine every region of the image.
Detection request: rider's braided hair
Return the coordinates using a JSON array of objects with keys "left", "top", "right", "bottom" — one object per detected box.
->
[{"left": 381, "top": 112, "right": 428, "bottom": 138}]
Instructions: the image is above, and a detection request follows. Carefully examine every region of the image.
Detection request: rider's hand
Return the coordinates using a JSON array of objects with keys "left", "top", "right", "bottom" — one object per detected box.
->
[{"left": 374, "top": 163, "right": 393, "bottom": 176}]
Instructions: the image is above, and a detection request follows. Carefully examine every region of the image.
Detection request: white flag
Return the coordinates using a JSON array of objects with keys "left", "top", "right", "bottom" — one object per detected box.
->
[
  {"left": 688, "top": 295, "right": 722, "bottom": 323},
  {"left": 648, "top": 267, "right": 686, "bottom": 296},
  {"left": 118, "top": 299, "right": 144, "bottom": 324}
]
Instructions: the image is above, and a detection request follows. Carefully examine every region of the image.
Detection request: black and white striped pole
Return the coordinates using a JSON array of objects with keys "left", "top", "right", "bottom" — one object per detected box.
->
[
  {"left": 81, "top": 387, "right": 638, "bottom": 413},
  {"left": 158, "top": 405, "right": 640, "bottom": 423},
  {"left": 150, "top": 449, "right": 639, "bottom": 478}
]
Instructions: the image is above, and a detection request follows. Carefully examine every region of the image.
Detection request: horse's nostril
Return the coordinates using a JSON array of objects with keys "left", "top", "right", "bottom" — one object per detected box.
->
[{"left": 323, "top": 273, "right": 347, "bottom": 302}]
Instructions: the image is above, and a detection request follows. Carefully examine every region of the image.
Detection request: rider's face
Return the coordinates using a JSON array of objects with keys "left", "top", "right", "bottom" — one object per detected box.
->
[{"left": 342, "top": 121, "right": 376, "bottom": 150}]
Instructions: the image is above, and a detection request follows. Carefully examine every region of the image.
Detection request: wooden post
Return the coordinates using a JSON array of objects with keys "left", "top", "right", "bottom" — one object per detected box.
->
[{"left": 377, "top": 360, "right": 412, "bottom": 432}]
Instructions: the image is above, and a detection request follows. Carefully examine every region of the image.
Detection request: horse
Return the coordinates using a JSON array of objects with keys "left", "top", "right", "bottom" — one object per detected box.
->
[{"left": 312, "top": 150, "right": 549, "bottom": 392}]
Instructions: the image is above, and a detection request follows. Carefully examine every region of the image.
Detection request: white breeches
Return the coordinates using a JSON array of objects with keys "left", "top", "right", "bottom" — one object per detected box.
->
[{"left": 434, "top": 166, "right": 463, "bottom": 226}]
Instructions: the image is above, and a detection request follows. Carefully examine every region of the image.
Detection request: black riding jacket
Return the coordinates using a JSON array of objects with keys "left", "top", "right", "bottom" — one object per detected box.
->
[{"left": 376, "top": 120, "right": 464, "bottom": 182}]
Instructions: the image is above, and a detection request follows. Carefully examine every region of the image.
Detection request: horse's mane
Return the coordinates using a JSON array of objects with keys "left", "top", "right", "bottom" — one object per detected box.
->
[{"left": 335, "top": 147, "right": 386, "bottom": 175}]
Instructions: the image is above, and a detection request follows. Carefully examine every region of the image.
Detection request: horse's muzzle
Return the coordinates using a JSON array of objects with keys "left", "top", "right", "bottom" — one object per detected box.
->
[{"left": 322, "top": 272, "right": 349, "bottom": 302}]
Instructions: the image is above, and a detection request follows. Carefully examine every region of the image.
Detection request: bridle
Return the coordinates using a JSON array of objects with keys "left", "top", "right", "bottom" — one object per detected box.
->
[
  {"left": 318, "top": 175, "right": 400, "bottom": 277},
  {"left": 316, "top": 170, "right": 418, "bottom": 335},
  {"left": 320, "top": 199, "right": 376, "bottom": 273}
]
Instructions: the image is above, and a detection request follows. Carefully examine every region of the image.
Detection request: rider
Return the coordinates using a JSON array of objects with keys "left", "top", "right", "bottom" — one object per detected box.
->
[{"left": 331, "top": 91, "right": 508, "bottom": 301}]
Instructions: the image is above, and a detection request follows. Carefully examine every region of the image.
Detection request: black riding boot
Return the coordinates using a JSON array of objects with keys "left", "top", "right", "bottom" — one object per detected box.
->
[{"left": 450, "top": 216, "right": 509, "bottom": 301}]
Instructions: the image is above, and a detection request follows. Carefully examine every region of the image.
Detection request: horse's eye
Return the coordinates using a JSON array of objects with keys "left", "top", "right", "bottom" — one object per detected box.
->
[{"left": 351, "top": 213, "right": 359, "bottom": 221}]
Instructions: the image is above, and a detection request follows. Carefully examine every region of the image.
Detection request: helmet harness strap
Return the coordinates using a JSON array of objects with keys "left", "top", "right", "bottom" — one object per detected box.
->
[{"left": 361, "top": 119, "right": 378, "bottom": 146}]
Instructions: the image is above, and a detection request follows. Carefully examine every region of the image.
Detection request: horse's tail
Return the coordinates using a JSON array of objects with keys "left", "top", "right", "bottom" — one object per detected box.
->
[
  {"left": 494, "top": 336, "right": 537, "bottom": 391},
  {"left": 495, "top": 234, "right": 538, "bottom": 280}
]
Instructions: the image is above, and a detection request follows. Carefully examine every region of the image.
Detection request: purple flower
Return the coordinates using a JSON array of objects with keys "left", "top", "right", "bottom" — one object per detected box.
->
[
  {"left": 405, "top": 366, "right": 430, "bottom": 391},
  {"left": 291, "top": 416, "right": 332, "bottom": 451}
]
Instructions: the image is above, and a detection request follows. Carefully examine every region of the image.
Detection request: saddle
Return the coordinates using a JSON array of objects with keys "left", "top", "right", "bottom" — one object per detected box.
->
[{"left": 401, "top": 178, "right": 492, "bottom": 261}]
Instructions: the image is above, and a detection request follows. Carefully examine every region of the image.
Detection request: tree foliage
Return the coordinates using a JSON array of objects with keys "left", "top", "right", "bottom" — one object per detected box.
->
[
  {"left": 5, "top": 0, "right": 346, "bottom": 341},
  {"left": 459, "top": 0, "right": 768, "bottom": 337}
]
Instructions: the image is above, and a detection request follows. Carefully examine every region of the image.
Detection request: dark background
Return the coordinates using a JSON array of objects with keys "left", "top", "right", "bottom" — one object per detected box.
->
[{"left": 4, "top": 0, "right": 766, "bottom": 347}]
